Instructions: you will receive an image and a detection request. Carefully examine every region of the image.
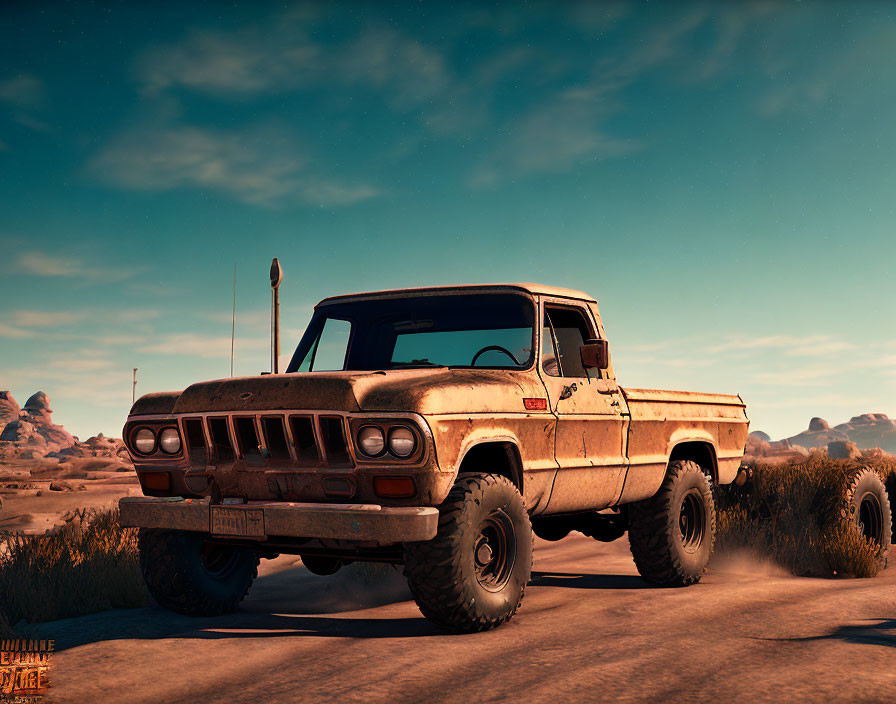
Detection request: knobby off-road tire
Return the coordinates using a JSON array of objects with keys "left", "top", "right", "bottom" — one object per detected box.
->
[
  {"left": 139, "top": 529, "right": 260, "bottom": 616},
  {"left": 403, "top": 473, "right": 533, "bottom": 632},
  {"left": 885, "top": 474, "right": 896, "bottom": 544},
  {"left": 837, "top": 467, "right": 891, "bottom": 569},
  {"left": 627, "top": 460, "right": 715, "bottom": 586}
]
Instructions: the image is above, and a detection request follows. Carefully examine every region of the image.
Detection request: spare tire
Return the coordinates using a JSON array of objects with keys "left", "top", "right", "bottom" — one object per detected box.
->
[
  {"left": 886, "top": 474, "right": 896, "bottom": 544},
  {"left": 825, "top": 467, "right": 891, "bottom": 576},
  {"left": 844, "top": 468, "right": 891, "bottom": 548}
]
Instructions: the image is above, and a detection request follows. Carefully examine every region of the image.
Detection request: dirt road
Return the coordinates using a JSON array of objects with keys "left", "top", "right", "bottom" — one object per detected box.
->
[{"left": 41, "top": 534, "right": 895, "bottom": 703}]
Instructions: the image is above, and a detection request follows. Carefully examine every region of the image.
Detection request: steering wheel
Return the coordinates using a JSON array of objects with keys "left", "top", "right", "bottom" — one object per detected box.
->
[{"left": 470, "top": 345, "right": 521, "bottom": 367}]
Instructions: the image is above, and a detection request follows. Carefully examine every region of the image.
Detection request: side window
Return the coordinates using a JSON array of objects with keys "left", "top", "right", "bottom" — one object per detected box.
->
[
  {"left": 301, "top": 318, "right": 352, "bottom": 371},
  {"left": 543, "top": 307, "right": 594, "bottom": 379},
  {"left": 541, "top": 322, "right": 561, "bottom": 377}
]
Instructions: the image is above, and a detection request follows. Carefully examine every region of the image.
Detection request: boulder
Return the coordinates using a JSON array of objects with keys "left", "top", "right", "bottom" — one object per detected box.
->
[
  {"left": 748, "top": 430, "right": 771, "bottom": 443},
  {"left": 0, "top": 391, "right": 21, "bottom": 433},
  {"left": 848, "top": 413, "right": 886, "bottom": 426},
  {"left": 827, "top": 440, "right": 861, "bottom": 460},
  {"left": 23, "top": 391, "right": 52, "bottom": 422},
  {"left": 808, "top": 417, "right": 830, "bottom": 432},
  {"left": 48, "top": 480, "right": 74, "bottom": 492},
  {"left": 0, "top": 420, "right": 47, "bottom": 448},
  {"left": 17, "top": 392, "right": 75, "bottom": 451},
  {"left": 859, "top": 447, "right": 894, "bottom": 461},
  {"left": 46, "top": 444, "right": 92, "bottom": 459}
]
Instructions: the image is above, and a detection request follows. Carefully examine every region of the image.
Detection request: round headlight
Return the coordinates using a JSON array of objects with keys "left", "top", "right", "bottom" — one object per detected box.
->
[
  {"left": 134, "top": 428, "right": 156, "bottom": 454},
  {"left": 357, "top": 426, "right": 385, "bottom": 457},
  {"left": 389, "top": 427, "right": 416, "bottom": 458},
  {"left": 159, "top": 427, "right": 181, "bottom": 454}
]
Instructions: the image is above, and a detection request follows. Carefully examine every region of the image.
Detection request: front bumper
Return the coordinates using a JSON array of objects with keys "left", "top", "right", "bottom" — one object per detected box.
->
[{"left": 119, "top": 497, "right": 439, "bottom": 544}]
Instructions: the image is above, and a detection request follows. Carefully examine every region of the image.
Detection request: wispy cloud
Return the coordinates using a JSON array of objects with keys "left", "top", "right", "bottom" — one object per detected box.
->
[
  {"left": 143, "top": 332, "right": 268, "bottom": 359},
  {"left": 708, "top": 335, "right": 832, "bottom": 354},
  {"left": 756, "top": 22, "right": 896, "bottom": 117},
  {"left": 469, "top": 93, "right": 640, "bottom": 187},
  {"left": 135, "top": 17, "right": 457, "bottom": 119},
  {"left": 48, "top": 358, "right": 116, "bottom": 373},
  {"left": 0, "top": 75, "right": 45, "bottom": 108},
  {"left": 4, "top": 308, "right": 160, "bottom": 330},
  {"left": 468, "top": 6, "right": 774, "bottom": 186},
  {"left": 11, "top": 310, "right": 87, "bottom": 327},
  {"left": 13, "top": 251, "right": 140, "bottom": 283},
  {"left": 204, "top": 309, "right": 271, "bottom": 330},
  {"left": 752, "top": 366, "right": 842, "bottom": 387},
  {"left": 89, "top": 124, "right": 380, "bottom": 207},
  {"left": 0, "top": 322, "right": 33, "bottom": 339}
]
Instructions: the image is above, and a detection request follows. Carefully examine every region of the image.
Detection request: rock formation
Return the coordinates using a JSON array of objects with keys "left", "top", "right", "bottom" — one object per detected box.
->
[
  {"left": 785, "top": 413, "right": 896, "bottom": 454},
  {"left": 0, "top": 391, "right": 20, "bottom": 433},
  {"left": 746, "top": 412, "right": 896, "bottom": 463},
  {"left": 0, "top": 389, "right": 123, "bottom": 462}
]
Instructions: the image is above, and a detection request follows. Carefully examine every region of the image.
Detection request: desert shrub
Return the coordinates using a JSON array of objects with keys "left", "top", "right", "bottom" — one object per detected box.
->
[
  {"left": 0, "top": 508, "right": 148, "bottom": 632},
  {"left": 717, "top": 456, "right": 892, "bottom": 577}
]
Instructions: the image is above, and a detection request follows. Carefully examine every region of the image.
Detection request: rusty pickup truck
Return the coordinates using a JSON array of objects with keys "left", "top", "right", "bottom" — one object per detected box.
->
[{"left": 120, "top": 283, "right": 749, "bottom": 632}]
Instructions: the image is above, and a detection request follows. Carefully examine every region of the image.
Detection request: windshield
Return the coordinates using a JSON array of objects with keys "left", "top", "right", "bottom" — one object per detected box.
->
[{"left": 287, "top": 293, "right": 536, "bottom": 372}]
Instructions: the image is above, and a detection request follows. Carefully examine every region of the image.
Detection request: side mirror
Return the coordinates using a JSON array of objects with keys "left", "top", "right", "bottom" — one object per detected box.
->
[{"left": 580, "top": 339, "right": 609, "bottom": 370}]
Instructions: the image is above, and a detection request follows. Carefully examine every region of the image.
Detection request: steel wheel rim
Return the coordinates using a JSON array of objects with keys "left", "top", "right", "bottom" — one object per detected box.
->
[
  {"left": 200, "top": 541, "right": 240, "bottom": 579},
  {"left": 678, "top": 490, "right": 706, "bottom": 554},
  {"left": 858, "top": 492, "right": 884, "bottom": 546},
  {"left": 473, "top": 509, "right": 516, "bottom": 592}
]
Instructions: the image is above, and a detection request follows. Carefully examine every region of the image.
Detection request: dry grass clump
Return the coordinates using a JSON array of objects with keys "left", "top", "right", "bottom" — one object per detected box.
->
[
  {"left": 0, "top": 508, "right": 148, "bottom": 633},
  {"left": 717, "top": 455, "right": 893, "bottom": 578}
]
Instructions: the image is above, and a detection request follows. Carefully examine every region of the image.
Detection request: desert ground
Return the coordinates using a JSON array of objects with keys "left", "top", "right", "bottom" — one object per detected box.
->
[
  {"left": 3, "top": 394, "right": 894, "bottom": 702},
  {"left": 37, "top": 534, "right": 896, "bottom": 704}
]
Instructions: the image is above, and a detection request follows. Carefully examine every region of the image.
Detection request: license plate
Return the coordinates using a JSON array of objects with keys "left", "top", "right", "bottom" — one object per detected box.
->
[{"left": 210, "top": 506, "right": 265, "bottom": 538}]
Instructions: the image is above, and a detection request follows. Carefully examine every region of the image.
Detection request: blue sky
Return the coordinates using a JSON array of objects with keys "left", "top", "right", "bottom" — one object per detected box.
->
[{"left": 1, "top": 1, "right": 895, "bottom": 440}]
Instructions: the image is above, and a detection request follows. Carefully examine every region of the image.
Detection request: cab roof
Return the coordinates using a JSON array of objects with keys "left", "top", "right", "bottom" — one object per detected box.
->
[{"left": 317, "top": 283, "right": 597, "bottom": 306}]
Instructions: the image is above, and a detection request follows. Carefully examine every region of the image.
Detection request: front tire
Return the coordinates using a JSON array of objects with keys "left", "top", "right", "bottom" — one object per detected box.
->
[
  {"left": 138, "top": 529, "right": 260, "bottom": 616},
  {"left": 627, "top": 460, "right": 715, "bottom": 586},
  {"left": 404, "top": 473, "right": 533, "bottom": 632}
]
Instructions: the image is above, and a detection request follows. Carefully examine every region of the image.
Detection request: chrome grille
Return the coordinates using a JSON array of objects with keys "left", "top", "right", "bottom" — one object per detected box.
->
[{"left": 181, "top": 413, "right": 352, "bottom": 468}]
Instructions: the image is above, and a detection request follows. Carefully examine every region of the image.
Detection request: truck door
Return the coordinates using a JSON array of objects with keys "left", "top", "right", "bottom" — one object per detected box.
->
[{"left": 539, "top": 300, "right": 628, "bottom": 512}]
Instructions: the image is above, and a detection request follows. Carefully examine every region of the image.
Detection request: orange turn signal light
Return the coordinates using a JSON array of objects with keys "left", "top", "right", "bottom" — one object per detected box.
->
[
  {"left": 373, "top": 476, "right": 416, "bottom": 499},
  {"left": 140, "top": 471, "right": 171, "bottom": 492},
  {"left": 523, "top": 398, "right": 547, "bottom": 411}
]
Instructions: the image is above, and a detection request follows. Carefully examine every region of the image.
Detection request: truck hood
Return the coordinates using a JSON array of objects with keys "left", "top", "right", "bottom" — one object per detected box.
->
[{"left": 132, "top": 369, "right": 547, "bottom": 416}]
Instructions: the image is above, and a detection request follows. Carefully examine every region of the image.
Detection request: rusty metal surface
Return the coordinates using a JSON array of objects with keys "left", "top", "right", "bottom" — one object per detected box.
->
[
  {"left": 126, "top": 284, "right": 749, "bottom": 522},
  {"left": 174, "top": 375, "right": 362, "bottom": 414},
  {"left": 129, "top": 392, "right": 182, "bottom": 416},
  {"left": 119, "top": 497, "right": 439, "bottom": 544},
  {"left": 317, "top": 283, "right": 596, "bottom": 308},
  {"left": 620, "top": 389, "right": 749, "bottom": 502}
]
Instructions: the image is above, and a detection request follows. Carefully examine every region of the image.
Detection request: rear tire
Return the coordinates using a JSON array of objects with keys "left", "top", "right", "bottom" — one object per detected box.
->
[
  {"left": 404, "top": 473, "right": 533, "bottom": 632},
  {"left": 627, "top": 460, "right": 715, "bottom": 586},
  {"left": 138, "top": 529, "right": 259, "bottom": 616}
]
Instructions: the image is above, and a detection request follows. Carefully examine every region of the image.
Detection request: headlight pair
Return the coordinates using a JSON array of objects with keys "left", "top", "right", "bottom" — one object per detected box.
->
[
  {"left": 132, "top": 426, "right": 181, "bottom": 455},
  {"left": 356, "top": 425, "right": 416, "bottom": 458}
]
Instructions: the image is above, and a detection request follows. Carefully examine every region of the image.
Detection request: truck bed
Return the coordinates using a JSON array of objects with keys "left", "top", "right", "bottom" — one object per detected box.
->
[{"left": 620, "top": 386, "right": 749, "bottom": 491}]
